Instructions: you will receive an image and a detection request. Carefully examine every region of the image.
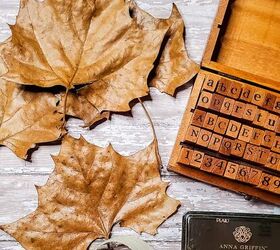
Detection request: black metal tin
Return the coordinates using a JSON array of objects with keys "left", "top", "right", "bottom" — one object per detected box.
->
[{"left": 182, "top": 212, "right": 280, "bottom": 250}]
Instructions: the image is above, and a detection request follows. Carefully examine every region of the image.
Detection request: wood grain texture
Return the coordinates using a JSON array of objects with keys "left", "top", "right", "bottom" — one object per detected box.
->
[
  {"left": 202, "top": 0, "right": 280, "bottom": 90},
  {"left": 0, "top": 0, "right": 279, "bottom": 249}
]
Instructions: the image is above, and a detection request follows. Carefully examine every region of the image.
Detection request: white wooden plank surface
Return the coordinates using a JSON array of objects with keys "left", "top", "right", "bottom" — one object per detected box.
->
[{"left": 0, "top": 0, "right": 279, "bottom": 249}]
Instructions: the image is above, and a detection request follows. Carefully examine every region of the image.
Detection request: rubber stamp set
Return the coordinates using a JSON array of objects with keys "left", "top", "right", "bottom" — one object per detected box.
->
[{"left": 172, "top": 1, "right": 280, "bottom": 248}]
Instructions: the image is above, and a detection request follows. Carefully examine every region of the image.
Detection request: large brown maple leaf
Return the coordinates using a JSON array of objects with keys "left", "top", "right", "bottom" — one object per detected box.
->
[
  {"left": 0, "top": 135, "right": 180, "bottom": 249},
  {"left": 1, "top": 0, "right": 168, "bottom": 90}
]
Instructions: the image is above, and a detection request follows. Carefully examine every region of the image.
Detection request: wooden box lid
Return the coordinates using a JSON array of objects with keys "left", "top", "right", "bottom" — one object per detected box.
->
[{"left": 202, "top": 0, "right": 280, "bottom": 91}]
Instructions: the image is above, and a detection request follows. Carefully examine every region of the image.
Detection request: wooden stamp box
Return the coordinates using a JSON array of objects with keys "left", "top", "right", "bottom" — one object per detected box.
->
[{"left": 168, "top": 0, "right": 280, "bottom": 204}]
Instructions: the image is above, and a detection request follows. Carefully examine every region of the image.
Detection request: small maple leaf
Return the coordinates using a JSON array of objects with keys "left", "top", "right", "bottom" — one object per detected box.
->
[
  {"left": 65, "top": 92, "right": 110, "bottom": 128},
  {"left": 150, "top": 4, "right": 200, "bottom": 96},
  {"left": 0, "top": 135, "right": 180, "bottom": 249},
  {"left": 0, "top": 78, "right": 64, "bottom": 159}
]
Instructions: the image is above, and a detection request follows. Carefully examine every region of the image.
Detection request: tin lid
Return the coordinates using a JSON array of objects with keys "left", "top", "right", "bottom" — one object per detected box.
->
[{"left": 182, "top": 211, "right": 280, "bottom": 250}]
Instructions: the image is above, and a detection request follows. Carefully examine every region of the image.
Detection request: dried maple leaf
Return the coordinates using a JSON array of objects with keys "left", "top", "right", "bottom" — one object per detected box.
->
[
  {"left": 1, "top": 0, "right": 169, "bottom": 90},
  {"left": 65, "top": 93, "right": 110, "bottom": 127},
  {"left": 0, "top": 78, "right": 64, "bottom": 159},
  {"left": 149, "top": 4, "right": 200, "bottom": 96},
  {"left": 0, "top": 135, "right": 180, "bottom": 249}
]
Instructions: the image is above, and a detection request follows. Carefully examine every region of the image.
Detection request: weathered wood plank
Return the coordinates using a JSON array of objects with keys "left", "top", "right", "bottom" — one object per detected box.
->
[{"left": 0, "top": 240, "right": 181, "bottom": 250}]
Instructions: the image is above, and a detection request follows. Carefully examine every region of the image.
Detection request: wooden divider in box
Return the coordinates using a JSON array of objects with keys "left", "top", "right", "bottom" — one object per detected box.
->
[{"left": 202, "top": 0, "right": 280, "bottom": 91}]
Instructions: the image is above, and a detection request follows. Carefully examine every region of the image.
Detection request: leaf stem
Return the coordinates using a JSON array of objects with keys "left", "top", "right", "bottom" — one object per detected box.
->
[
  {"left": 106, "top": 243, "right": 113, "bottom": 250},
  {"left": 138, "top": 98, "right": 162, "bottom": 168},
  {"left": 63, "top": 87, "right": 69, "bottom": 125}
]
